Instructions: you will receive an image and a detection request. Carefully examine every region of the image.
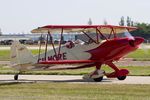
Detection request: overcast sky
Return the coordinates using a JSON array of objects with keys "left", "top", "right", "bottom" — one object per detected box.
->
[{"left": 0, "top": 0, "right": 150, "bottom": 33}]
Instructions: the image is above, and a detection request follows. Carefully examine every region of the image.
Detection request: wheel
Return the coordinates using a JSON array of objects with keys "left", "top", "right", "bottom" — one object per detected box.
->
[
  {"left": 14, "top": 74, "right": 18, "bottom": 80},
  {"left": 93, "top": 76, "right": 103, "bottom": 82},
  {"left": 117, "top": 76, "right": 126, "bottom": 80}
]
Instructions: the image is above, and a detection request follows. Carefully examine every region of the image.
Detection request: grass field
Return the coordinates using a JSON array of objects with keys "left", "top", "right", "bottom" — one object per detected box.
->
[
  {"left": 127, "top": 49, "right": 150, "bottom": 61},
  {"left": 0, "top": 65, "right": 150, "bottom": 76},
  {"left": 0, "top": 50, "right": 40, "bottom": 61},
  {"left": 0, "top": 50, "right": 10, "bottom": 61},
  {"left": 0, "top": 83, "right": 149, "bottom": 100},
  {"left": 0, "top": 49, "right": 150, "bottom": 61}
]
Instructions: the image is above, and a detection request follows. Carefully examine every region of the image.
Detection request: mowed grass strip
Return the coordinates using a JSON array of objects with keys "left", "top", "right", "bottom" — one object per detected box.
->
[
  {"left": 0, "top": 49, "right": 40, "bottom": 61},
  {"left": 0, "top": 83, "right": 149, "bottom": 100},
  {"left": 127, "top": 49, "right": 150, "bottom": 61},
  {"left": 0, "top": 65, "right": 150, "bottom": 76},
  {"left": 0, "top": 50, "right": 10, "bottom": 61}
]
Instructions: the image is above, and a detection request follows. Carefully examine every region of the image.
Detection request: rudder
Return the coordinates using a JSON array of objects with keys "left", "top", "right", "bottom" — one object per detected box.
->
[{"left": 10, "top": 41, "right": 36, "bottom": 67}]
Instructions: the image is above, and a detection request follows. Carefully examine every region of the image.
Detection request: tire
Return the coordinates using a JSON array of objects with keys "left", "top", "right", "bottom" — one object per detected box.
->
[
  {"left": 14, "top": 74, "right": 18, "bottom": 80},
  {"left": 93, "top": 76, "right": 103, "bottom": 82},
  {"left": 117, "top": 76, "right": 126, "bottom": 80}
]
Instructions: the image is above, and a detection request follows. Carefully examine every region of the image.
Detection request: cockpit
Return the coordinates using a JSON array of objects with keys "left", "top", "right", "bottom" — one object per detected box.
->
[{"left": 74, "top": 29, "right": 134, "bottom": 45}]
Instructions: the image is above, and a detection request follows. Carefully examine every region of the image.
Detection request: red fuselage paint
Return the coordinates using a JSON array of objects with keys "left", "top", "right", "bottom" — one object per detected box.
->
[{"left": 87, "top": 37, "right": 144, "bottom": 63}]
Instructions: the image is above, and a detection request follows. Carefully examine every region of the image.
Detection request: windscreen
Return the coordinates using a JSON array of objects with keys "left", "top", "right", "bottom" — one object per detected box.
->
[{"left": 116, "top": 31, "right": 134, "bottom": 40}]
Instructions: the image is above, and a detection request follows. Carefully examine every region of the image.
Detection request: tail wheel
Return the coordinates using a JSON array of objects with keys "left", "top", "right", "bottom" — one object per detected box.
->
[
  {"left": 14, "top": 74, "right": 19, "bottom": 80},
  {"left": 93, "top": 76, "right": 103, "bottom": 82},
  {"left": 117, "top": 76, "right": 126, "bottom": 80}
]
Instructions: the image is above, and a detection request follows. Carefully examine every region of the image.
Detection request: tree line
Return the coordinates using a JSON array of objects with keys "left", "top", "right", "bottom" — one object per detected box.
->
[
  {"left": 88, "top": 17, "right": 150, "bottom": 41},
  {"left": 118, "top": 16, "right": 150, "bottom": 41}
]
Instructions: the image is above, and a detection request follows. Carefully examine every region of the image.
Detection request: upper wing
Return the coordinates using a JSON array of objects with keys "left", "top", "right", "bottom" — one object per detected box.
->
[{"left": 31, "top": 25, "right": 138, "bottom": 34}]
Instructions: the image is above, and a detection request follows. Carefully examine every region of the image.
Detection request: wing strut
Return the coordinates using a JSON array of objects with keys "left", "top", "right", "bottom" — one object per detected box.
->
[
  {"left": 38, "top": 29, "right": 65, "bottom": 62},
  {"left": 96, "top": 28, "right": 108, "bottom": 41},
  {"left": 48, "top": 31, "right": 57, "bottom": 59},
  {"left": 58, "top": 28, "right": 63, "bottom": 57},
  {"left": 82, "top": 31, "right": 97, "bottom": 44},
  {"left": 44, "top": 33, "right": 49, "bottom": 60},
  {"left": 38, "top": 34, "right": 43, "bottom": 62}
]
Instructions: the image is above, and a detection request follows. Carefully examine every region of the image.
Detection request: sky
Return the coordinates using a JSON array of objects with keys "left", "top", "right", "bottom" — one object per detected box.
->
[{"left": 0, "top": 0, "right": 150, "bottom": 33}]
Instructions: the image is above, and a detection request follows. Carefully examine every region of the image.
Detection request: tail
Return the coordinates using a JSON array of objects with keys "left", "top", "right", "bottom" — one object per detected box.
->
[{"left": 10, "top": 41, "right": 36, "bottom": 69}]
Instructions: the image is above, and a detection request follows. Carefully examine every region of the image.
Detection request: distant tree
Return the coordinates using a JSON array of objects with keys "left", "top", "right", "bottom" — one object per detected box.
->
[
  {"left": 103, "top": 19, "right": 108, "bottom": 25},
  {"left": 127, "top": 16, "right": 131, "bottom": 26},
  {"left": 0, "top": 28, "right": 2, "bottom": 36},
  {"left": 131, "top": 21, "right": 134, "bottom": 26},
  {"left": 88, "top": 18, "right": 92, "bottom": 25},
  {"left": 119, "top": 16, "right": 125, "bottom": 26},
  {"left": 134, "top": 22, "right": 150, "bottom": 34},
  {"left": 130, "top": 22, "right": 150, "bottom": 41}
]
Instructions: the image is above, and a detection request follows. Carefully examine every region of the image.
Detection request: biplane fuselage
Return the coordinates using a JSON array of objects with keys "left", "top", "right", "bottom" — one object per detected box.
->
[
  {"left": 10, "top": 25, "right": 144, "bottom": 81},
  {"left": 10, "top": 36, "right": 143, "bottom": 70}
]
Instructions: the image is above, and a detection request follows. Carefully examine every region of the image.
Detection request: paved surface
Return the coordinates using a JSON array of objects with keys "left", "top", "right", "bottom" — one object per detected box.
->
[{"left": 0, "top": 75, "right": 150, "bottom": 84}]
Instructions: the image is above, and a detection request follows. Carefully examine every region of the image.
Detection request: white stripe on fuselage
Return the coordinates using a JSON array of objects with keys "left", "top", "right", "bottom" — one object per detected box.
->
[{"left": 36, "top": 43, "right": 101, "bottom": 62}]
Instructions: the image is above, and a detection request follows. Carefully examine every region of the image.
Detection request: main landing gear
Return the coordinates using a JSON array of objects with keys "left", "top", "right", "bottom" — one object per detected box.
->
[
  {"left": 106, "top": 62, "right": 129, "bottom": 80},
  {"left": 83, "top": 69, "right": 104, "bottom": 82},
  {"left": 83, "top": 63, "right": 105, "bottom": 82},
  {"left": 117, "top": 76, "right": 127, "bottom": 80},
  {"left": 83, "top": 62, "right": 129, "bottom": 82}
]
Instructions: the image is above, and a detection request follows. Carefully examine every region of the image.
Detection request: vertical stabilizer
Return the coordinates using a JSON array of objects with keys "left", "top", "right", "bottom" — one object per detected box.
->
[{"left": 10, "top": 41, "right": 36, "bottom": 68}]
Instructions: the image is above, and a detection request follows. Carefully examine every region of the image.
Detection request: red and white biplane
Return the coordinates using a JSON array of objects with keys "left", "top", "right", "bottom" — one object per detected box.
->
[{"left": 10, "top": 25, "right": 144, "bottom": 81}]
